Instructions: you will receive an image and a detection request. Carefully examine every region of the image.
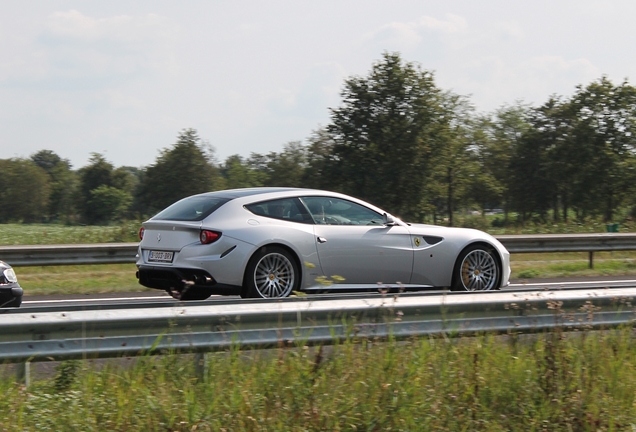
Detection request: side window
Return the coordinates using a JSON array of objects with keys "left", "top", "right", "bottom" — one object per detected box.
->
[
  {"left": 300, "top": 197, "right": 383, "bottom": 225},
  {"left": 245, "top": 198, "right": 312, "bottom": 223}
]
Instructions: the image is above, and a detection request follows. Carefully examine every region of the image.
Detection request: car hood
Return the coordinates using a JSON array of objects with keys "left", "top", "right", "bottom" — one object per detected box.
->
[{"left": 406, "top": 223, "right": 504, "bottom": 246}]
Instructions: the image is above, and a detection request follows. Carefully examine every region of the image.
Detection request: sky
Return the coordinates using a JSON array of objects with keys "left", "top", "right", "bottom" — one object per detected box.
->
[{"left": 1, "top": 1, "right": 635, "bottom": 170}]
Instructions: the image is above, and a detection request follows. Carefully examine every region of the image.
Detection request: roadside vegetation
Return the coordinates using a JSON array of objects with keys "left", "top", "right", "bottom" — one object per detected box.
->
[
  {"left": 2, "top": 325, "right": 636, "bottom": 430},
  {"left": 0, "top": 223, "right": 140, "bottom": 245}
]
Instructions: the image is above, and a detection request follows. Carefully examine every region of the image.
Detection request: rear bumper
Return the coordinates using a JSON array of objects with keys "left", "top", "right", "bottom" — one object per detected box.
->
[
  {"left": 136, "top": 265, "right": 242, "bottom": 295},
  {"left": 0, "top": 283, "right": 23, "bottom": 308}
]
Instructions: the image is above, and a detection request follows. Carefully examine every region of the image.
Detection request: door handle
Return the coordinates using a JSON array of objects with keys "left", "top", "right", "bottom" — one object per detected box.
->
[{"left": 317, "top": 236, "right": 327, "bottom": 243}]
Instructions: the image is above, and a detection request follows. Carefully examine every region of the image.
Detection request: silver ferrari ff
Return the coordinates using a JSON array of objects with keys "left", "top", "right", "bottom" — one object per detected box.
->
[{"left": 136, "top": 188, "right": 510, "bottom": 300}]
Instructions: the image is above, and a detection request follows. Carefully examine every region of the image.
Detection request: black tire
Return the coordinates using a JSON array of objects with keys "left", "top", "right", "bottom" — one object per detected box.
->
[
  {"left": 168, "top": 287, "right": 213, "bottom": 301},
  {"left": 242, "top": 246, "right": 299, "bottom": 298},
  {"left": 451, "top": 244, "right": 501, "bottom": 292}
]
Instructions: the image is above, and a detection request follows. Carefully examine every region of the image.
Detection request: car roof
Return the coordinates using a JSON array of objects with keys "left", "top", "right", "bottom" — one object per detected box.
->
[{"left": 195, "top": 187, "right": 324, "bottom": 200}]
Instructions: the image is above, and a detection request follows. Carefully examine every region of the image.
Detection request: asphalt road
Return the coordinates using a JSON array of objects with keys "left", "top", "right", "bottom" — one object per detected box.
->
[{"left": 19, "top": 275, "right": 636, "bottom": 309}]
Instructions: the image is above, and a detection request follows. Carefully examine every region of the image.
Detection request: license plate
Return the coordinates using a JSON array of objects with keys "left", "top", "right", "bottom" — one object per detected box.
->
[{"left": 148, "top": 250, "right": 174, "bottom": 263}]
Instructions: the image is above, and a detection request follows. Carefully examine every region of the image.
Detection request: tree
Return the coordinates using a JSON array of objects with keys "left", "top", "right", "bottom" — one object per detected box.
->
[
  {"left": 508, "top": 122, "right": 555, "bottom": 223},
  {"left": 137, "top": 129, "right": 224, "bottom": 214},
  {"left": 220, "top": 155, "right": 264, "bottom": 189},
  {"left": 429, "top": 93, "right": 480, "bottom": 226},
  {"left": 31, "top": 150, "right": 77, "bottom": 222},
  {"left": 302, "top": 128, "right": 338, "bottom": 190},
  {"left": 77, "top": 153, "right": 133, "bottom": 224},
  {"left": 0, "top": 158, "right": 50, "bottom": 223},
  {"left": 262, "top": 141, "right": 307, "bottom": 187},
  {"left": 566, "top": 77, "right": 636, "bottom": 222},
  {"left": 474, "top": 103, "right": 533, "bottom": 222},
  {"left": 326, "top": 52, "right": 446, "bottom": 221},
  {"left": 530, "top": 97, "right": 577, "bottom": 222},
  {"left": 87, "top": 185, "right": 133, "bottom": 223}
]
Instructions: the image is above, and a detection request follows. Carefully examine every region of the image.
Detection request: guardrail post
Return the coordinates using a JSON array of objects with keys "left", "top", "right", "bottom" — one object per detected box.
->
[
  {"left": 16, "top": 362, "right": 30, "bottom": 387},
  {"left": 194, "top": 353, "right": 207, "bottom": 382},
  {"left": 589, "top": 251, "right": 594, "bottom": 269}
]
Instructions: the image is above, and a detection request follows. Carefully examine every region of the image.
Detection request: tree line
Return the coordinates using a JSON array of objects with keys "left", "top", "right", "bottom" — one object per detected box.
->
[{"left": 2, "top": 52, "right": 636, "bottom": 226}]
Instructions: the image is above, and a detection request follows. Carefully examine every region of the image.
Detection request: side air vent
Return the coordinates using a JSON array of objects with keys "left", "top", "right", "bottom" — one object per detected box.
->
[
  {"left": 422, "top": 236, "right": 443, "bottom": 245},
  {"left": 220, "top": 245, "right": 237, "bottom": 258}
]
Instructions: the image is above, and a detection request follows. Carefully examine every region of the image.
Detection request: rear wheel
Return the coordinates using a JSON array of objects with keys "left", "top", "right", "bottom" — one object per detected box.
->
[
  {"left": 451, "top": 244, "right": 501, "bottom": 291},
  {"left": 242, "top": 246, "right": 299, "bottom": 298}
]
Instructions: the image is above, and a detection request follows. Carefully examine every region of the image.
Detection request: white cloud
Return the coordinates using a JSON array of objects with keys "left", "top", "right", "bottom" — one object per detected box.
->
[
  {"left": 45, "top": 10, "right": 171, "bottom": 43},
  {"left": 416, "top": 14, "right": 467, "bottom": 34},
  {"left": 362, "top": 14, "right": 467, "bottom": 53},
  {"left": 445, "top": 55, "right": 601, "bottom": 111},
  {"left": 1, "top": 10, "right": 179, "bottom": 90},
  {"left": 1, "top": 1, "right": 635, "bottom": 169}
]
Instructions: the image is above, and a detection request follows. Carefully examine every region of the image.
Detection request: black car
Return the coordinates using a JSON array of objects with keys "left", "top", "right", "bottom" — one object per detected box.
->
[{"left": 0, "top": 261, "right": 22, "bottom": 308}]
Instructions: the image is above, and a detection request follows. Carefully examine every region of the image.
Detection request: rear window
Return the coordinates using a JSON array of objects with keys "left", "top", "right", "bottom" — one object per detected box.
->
[{"left": 152, "top": 196, "right": 231, "bottom": 221}]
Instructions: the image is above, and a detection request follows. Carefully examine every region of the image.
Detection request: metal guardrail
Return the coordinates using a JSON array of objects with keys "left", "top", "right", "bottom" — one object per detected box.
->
[
  {"left": 499, "top": 233, "right": 636, "bottom": 253},
  {"left": 499, "top": 233, "right": 636, "bottom": 267},
  {"left": 1, "top": 288, "right": 634, "bottom": 366},
  {"left": 2, "top": 233, "right": 636, "bottom": 267},
  {"left": 0, "top": 243, "right": 137, "bottom": 267}
]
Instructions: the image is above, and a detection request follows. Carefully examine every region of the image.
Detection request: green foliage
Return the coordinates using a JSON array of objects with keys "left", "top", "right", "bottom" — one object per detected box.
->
[
  {"left": 326, "top": 52, "right": 446, "bottom": 220},
  {"left": 0, "top": 158, "right": 50, "bottom": 223},
  {"left": 260, "top": 141, "right": 308, "bottom": 187},
  {"left": 301, "top": 128, "right": 337, "bottom": 190},
  {"left": 136, "top": 129, "right": 224, "bottom": 215},
  {"left": 54, "top": 360, "right": 81, "bottom": 393},
  {"left": 429, "top": 92, "right": 481, "bottom": 226},
  {"left": 77, "top": 153, "right": 134, "bottom": 225},
  {"left": 4, "top": 56, "right": 636, "bottom": 227},
  {"left": 2, "top": 328, "right": 636, "bottom": 430},
  {"left": 87, "top": 186, "right": 133, "bottom": 223},
  {"left": 31, "top": 150, "right": 78, "bottom": 222},
  {"left": 220, "top": 154, "right": 264, "bottom": 189},
  {"left": 0, "top": 223, "right": 140, "bottom": 245},
  {"left": 516, "top": 269, "right": 540, "bottom": 279},
  {"left": 472, "top": 103, "right": 532, "bottom": 218},
  {"left": 566, "top": 77, "right": 636, "bottom": 221}
]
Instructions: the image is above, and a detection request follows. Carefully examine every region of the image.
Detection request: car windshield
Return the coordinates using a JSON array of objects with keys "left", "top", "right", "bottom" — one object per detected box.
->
[{"left": 152, "top": 196, "right": 231, "bottom": 221}]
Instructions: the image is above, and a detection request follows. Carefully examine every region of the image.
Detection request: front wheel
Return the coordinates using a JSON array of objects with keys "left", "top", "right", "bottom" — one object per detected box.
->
[
  {"left": 451, "top": 244, "right": 501, "bottom": 292},
  {"left": 242, "top": 246, "right": 299, "bottom": 298}
]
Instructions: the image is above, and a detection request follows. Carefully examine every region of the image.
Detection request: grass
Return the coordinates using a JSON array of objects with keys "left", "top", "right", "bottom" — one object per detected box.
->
[
  {"left": 2, "top": 326, "right": 636, "bottom": 430},
  {"left": 15, "top": 264, "right": 143, "bottom": 296},
  {"left": 0, "top": 223, "right": 148, "bottom": 296},
  {"left": 0, "top": 222, "right": 141, "bottom": 246},
  {"left": 512, "top": 251, "right": 636, "bottom": 280}
]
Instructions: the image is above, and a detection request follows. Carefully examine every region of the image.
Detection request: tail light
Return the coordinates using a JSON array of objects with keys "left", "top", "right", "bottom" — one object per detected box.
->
[
  {"left": 139, "top": 227, "right": 145, "bottom": 240},
  {"left": 200, "top": 230, "right": 221, "bottom": 244}
]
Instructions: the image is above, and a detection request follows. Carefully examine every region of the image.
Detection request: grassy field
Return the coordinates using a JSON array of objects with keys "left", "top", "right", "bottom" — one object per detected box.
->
[
  {"left": 3, "top": 222, "right": 636, "bottom": 296},
  {"left": 0, "top": 223, "right": 141, "bottom": 245},
  {"left": 2, "top": 326, "right": 636, "bottom": 430},
  {"left": 16, "top": 264, "right": 143, "bottom": 296}
]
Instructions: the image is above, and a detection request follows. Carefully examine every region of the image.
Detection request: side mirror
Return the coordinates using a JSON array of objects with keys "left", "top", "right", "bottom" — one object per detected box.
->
[{"left": 383, "top": 213, "right": 396, "bottom": 226}]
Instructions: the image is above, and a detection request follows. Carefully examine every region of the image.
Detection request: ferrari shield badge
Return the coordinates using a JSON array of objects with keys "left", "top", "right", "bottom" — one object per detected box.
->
[{"left": 414, "top": 237, "right": 421, "bottom": 247}]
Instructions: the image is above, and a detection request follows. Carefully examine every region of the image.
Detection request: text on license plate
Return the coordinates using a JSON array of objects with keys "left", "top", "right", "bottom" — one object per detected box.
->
[{"left": 148, "top": 250, "right": 174, "bottom": 263}]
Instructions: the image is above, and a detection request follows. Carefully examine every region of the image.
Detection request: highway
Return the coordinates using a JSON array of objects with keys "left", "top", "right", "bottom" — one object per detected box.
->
[{"left": 15, "top": 275, "right": 636, "bottom": 311}]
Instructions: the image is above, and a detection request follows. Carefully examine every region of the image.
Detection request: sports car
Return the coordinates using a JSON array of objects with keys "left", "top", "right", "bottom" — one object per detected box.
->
[
  {"left": 0, "top": 260, "right": 23, "bottom": 308},
  {"left": 136, "top": 188, "right": 510, "bottom": 300}
]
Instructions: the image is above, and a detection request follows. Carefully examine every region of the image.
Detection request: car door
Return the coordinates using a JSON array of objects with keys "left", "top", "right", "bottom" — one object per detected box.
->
[{"left": 300, "top": 196, "right": 414, "bottom": 286}]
